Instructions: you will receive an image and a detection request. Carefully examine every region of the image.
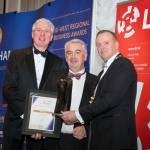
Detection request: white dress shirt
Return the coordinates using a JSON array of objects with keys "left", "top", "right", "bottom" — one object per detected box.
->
[
  {"left": 100, "top": 52, "right": 119, "bottom": 79},
  {"left": 61, "top": 69, "right": 86, "bottom": 134},
  {"left": 33, "top": 48, "right": 46, "bottom": 88}
]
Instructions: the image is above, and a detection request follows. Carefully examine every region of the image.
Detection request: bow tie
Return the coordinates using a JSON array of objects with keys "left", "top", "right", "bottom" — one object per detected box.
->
[
  {"left": 34, "top": 48, "right": 48, "bottom": 58},
  {"left": 68, "top": 71, "right": 85, "bottom": 80}
]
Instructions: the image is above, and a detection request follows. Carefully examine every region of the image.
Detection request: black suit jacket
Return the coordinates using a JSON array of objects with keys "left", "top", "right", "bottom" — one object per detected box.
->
[
  {"left": 44, "top": 68, "right": 97, "bottom": 150},
  {"left": 79, "top": 56, "right": 137, "bottom": 150},
  {"left": 2, "top": 46, "right": 64, "bottom": 139}
]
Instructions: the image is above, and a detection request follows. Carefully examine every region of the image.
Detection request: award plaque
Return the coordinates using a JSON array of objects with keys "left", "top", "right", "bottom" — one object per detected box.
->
[{"left": 22, "top": 89, "right": 61, "bottom": 138}]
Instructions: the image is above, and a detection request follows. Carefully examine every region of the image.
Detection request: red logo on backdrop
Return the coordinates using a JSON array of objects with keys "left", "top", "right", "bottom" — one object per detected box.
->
[
  {"left": 115, "top": 0, "right": 150, "bottom": 149},
  {"left": 117, "top": 6, "right": 140, "bottom": 38}
]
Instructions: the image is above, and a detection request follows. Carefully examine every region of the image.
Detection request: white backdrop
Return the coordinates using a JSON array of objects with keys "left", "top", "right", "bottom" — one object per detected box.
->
[{"left": 90, "top": 0, "right": 130, "bottom": 75}]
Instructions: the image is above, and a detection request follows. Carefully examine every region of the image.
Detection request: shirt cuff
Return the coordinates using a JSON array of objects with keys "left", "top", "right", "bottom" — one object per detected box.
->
[
  {"left": 20, "top": 114, "right": 24, "bottom": 119},
  {"left": 75, "top": 110, "right": 84, "bottom": 124}
]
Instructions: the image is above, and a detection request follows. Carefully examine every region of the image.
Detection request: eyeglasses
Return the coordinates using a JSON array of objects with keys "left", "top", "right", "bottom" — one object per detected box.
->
[{"left": 33, "top": 28, "right": 51, "bottom": 34}]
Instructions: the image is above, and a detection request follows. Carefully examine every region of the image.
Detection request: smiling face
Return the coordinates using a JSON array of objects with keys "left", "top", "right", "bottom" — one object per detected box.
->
[
  {"left": 32, "top": 22, "right": 53, "bottom": 51},
  {"left": 65, "top": 43, "right": 87, "bottom": 73},
  {"left": 96, "top": 31, "right": 119, "bottom": 62}
]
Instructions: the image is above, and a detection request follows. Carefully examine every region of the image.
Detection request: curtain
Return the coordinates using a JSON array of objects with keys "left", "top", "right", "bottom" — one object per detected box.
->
[{"left": 96, "top": 0, "right": 129, "bottom": 32}]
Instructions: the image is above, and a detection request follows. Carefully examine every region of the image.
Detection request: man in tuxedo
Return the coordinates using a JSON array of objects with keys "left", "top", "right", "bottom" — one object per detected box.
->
[
  {"left": 62, "top": 30, "right": 137, "bottom": 150},
  {"left": 38, "top": 38, "right": 96, "bottom": 150},
  {"left": 2, "top": 18, "right": 64, "bottom": 150}
]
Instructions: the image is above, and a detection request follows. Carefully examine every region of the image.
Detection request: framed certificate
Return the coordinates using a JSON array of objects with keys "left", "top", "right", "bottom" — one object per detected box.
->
[{"left": 22, "top": 89, "right": 62, "bottom": 138}]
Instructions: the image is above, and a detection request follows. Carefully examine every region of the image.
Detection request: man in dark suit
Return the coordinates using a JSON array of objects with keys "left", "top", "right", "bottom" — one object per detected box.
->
[
  {"left": 2, "top": 18, "right": 64, "bottom": 150},
  {"left": 62, "top": 30, "right": 137, "bottom": 150},
  {"left": 34, "top": 38, "right": 97, "bottom": 150}
]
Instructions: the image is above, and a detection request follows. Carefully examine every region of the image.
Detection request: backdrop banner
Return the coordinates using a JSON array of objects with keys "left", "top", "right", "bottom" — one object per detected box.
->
[
  {"left": 116, "top": 0, "right": 150, "bottom": 149},
  {"left": 0, "top": 0, "right": 93, "bottom": 148}
]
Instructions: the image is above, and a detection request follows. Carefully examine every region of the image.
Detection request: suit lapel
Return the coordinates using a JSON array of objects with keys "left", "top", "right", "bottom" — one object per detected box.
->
[
  {"left": 25, "top": 47, "right": 37, "bottom": 88},
  {"left": 57, "top": 69, "right": 69, "bottom": 80},
  {"left": 39, "top": 52, "right": 54, "bottom": 89},
  {"left": 93, "top": 70, "right": 103, "bottom": 91},
  {"left": 95, "top": 54, "right": 123, "bottom": 98},
  {"left": 79, "top": 72, "right": 91, "bottom": 107}
]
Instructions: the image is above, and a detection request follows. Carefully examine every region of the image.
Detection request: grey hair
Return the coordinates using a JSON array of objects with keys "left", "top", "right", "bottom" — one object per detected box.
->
[
  {"left": 64, "top": 38, "right": 87, "bottom": 54},
  {"left": 32, "top": 18, "right": 55, "bottom": 34}
]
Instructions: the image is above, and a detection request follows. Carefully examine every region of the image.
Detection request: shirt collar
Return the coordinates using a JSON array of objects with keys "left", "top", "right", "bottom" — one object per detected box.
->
[
  {"left": 69, "top": 69, "right": 85, "bottom": 74},
  {"left": 105, "top": 52, "right": 120, "bottom": 69}
]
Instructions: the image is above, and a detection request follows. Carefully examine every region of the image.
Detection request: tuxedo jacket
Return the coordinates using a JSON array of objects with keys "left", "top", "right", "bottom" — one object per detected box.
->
[
  {"left": 2, "top": 46, "right": 64, "bottom": 139},
  {"left": 44, "top": 68, "right": 97, "bottom": 150},
  {"left": 79, "top": 56, "right": 137, "bottom": 150}
]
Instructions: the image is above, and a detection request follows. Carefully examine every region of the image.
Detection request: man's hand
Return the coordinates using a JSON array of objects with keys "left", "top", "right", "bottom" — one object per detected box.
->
[
  {"left": 61, "top": 111, "right": 78, "bottom": 124},
  {"left": 31, "top": 133, "right": 46, "bottom": 140},
  {"left": 73, "top": 126, "right": 86, "bottom": 140}
]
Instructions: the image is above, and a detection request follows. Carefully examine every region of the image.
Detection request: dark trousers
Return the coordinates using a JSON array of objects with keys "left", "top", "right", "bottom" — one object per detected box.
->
[
  {"left": 2, "top": 135, "right": 46, "bottom": 150},
  {"left": 54, "top": 133, "right": 88, "bottom": 150},
  {"left": 26, "top": 136, "right": 58, "bottom": 150},
  {"left": 26, "top": 136, "right": 45, "bottom": 150},
  {"left": 2, "top": 135, "right": 24, "bottom": 150}
]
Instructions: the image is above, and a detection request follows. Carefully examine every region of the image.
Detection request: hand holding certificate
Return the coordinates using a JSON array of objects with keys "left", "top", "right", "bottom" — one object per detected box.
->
[
  {"left": 22, "top": 89, "right": 61, "bottom": 138},
  {"left": 22, "top": 77, "right": 72, "bottom": 138}
]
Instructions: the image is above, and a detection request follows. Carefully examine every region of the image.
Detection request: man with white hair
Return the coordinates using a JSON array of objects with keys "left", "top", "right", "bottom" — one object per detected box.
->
[{"left": 2, "top": 18, "right": 64, "bottom": 150}]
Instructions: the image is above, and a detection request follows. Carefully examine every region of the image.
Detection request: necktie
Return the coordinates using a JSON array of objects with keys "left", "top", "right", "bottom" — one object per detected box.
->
[
  {"left": 68, "top": 71, "right": 85, "bottom": 80},
  {"left": 34, "top": 48, "right": 48, "bottom": 58},
  {"left": 102, "top": 61, "right": 107, "bottom": 69}
]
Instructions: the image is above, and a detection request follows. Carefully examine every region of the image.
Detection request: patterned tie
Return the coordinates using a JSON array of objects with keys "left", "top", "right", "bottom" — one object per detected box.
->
[
  {"left": 68, "top": 71, "right": 85, "bottom": 80},
  {"left": 34, "top": 48, "right": 48, "bottom": 58},
  {"left": 102, "top": 61, "right": 107, "bottom": 70}
]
